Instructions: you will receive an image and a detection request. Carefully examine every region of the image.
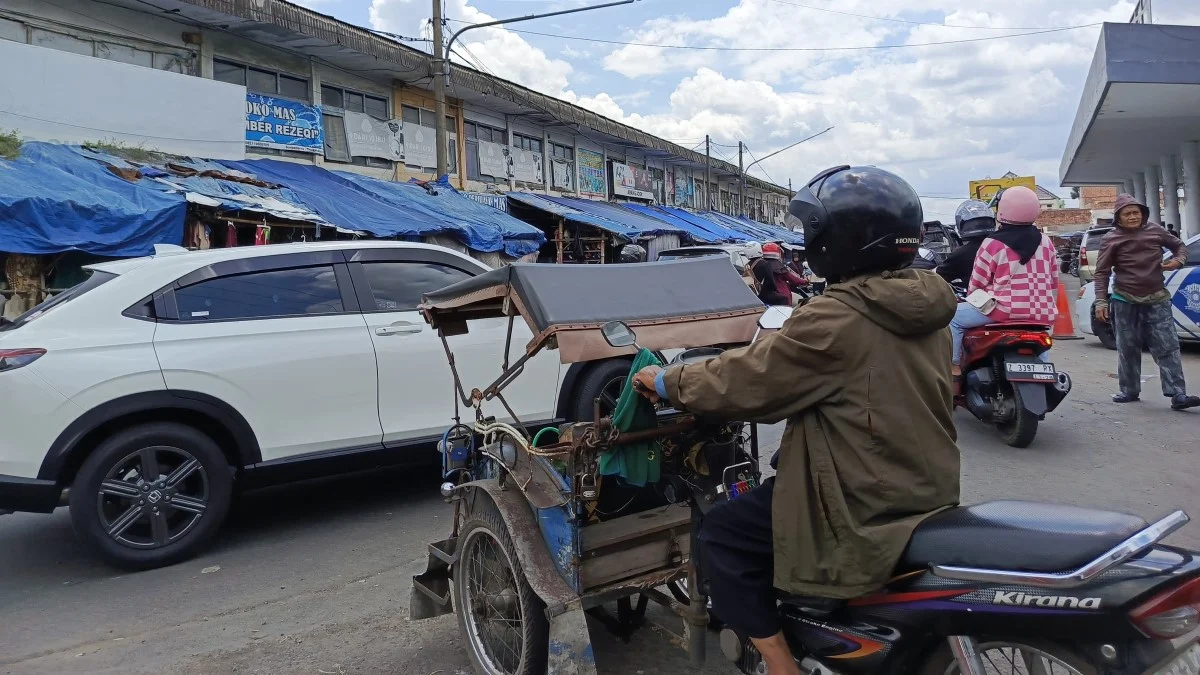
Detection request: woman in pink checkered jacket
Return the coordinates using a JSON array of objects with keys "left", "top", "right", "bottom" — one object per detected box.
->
[{"left": 949, "top": 186, "right": 1059, "bottom": 377}]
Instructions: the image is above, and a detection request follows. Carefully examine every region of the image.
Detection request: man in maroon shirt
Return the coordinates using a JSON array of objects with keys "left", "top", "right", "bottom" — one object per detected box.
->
[{"left": 1094, "top": 194, "right": 1197, "bottom": 410}]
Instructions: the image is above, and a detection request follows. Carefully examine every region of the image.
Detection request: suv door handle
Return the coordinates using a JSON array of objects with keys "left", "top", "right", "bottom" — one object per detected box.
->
[{"left": 376, "top": 323, "right": 422, "bottom": 336}]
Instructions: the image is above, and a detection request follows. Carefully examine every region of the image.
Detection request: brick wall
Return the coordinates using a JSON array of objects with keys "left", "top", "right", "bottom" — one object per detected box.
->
[
  {"left": 1079, "top": 185, "right": 1118, "bottom": 210},
  {"left": 1036, "top": 208, "right": 1093, "bottom": 232}
]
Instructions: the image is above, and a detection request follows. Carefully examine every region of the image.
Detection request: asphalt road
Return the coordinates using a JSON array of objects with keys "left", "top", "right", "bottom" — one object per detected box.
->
[{"left": 2, "top": 336, "right": 1198, "bottom": 674}]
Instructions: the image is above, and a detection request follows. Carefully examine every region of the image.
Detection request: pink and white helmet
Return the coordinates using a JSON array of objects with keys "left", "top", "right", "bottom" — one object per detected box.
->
[{"left": 996, "top": 186, "right": 1041, "bottom": 225}]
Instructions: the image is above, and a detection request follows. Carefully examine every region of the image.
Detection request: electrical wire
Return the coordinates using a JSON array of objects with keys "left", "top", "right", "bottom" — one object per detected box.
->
[
  {"left": 762, "top": 0, "right": 1096, "bottom": 31},
  {"left": 743, "top": 146, "right": 777, "bottom": 185},
  {"left": 477, "top": 23, "right": 1099, "bottom": 52}
]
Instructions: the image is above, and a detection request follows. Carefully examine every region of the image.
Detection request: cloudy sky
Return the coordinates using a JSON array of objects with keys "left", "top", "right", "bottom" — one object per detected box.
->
[{"left": 292, "top": 0, "right": 1164, "bottom": 221}]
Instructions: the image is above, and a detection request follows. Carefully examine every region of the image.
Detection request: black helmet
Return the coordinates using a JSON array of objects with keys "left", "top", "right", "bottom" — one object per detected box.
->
[
  {"left": 786, "top": 165, "right": 923, "bottom": 282},
  {"left": 619, "top": 243, "right": 647, "bottom": 263},
  {"left": 954, "top": 199, "right": 997, "bottom": 240}
]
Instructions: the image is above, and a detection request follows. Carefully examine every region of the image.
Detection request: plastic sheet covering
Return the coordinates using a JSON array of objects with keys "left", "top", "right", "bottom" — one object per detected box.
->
[
  {"left": 621, "top": 204, "right": 743, "bottom": 243},
  {"left": 539, "top": 195, "right": 685, "bottom": 238},
  {"left": 507, "top": 191, "right": 642, "bottom": 241},
  {"left": 221, "top": 160, "right": 544, "bottom": 257},
  {"left": 0, "top": 142, "right": 186, "bottom": 256},
  {"left": 700, "top": 210, "right": 804, "bottom": 245}
]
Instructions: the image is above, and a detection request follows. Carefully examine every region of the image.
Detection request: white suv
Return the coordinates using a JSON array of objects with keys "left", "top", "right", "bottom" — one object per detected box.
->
[{"left": 0, "top": 242, "right": 627, "bottom": 569}]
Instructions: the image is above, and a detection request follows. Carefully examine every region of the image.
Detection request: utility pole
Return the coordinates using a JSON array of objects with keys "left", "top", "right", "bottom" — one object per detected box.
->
[
  {"left": 431, "top": 0, "right": 449, "bottom": 178},
  {"left": 737, "top": 141, "right": 744, "bottom": 217},
  {"left": 430, "top": 0, "right": 633, "bottom": 180},
  {"left": 704, "top": 135, "right": 711, "bottom": 211}
]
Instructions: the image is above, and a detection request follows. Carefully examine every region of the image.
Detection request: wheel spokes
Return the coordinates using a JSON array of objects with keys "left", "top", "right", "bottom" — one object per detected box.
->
[
  {"left": 100, "top": 478, "right": 141, "bottom": 499},
  {"left": 148, "top": 508, "right": 170, "bottom": 545},
  {"left": 164, "top": 458, "right": 201, "bottom": 488},
  {"left": 106, "top": 505, "right": 143, "bottom": 538},
  {"left": 169, "top": 494, "right": 207, "bottom": 515},
  {"left": 140, "top": 448, "right": 161, "bottom": 482}
]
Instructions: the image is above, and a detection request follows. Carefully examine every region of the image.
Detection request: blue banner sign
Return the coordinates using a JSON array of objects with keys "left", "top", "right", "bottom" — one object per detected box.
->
[{"left": 245, "top": 93, "right": 323, "bottom": 154}]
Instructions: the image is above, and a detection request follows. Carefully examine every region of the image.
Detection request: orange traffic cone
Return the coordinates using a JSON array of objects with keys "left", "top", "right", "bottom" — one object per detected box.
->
[{"left": 1052, "top": 281, "right": 1082, "bottom": 340}]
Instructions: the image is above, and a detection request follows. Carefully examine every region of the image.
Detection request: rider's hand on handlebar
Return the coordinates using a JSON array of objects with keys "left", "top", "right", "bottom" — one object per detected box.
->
[{"left": 633, "top": 366, "right": 663, "bottom": 403}]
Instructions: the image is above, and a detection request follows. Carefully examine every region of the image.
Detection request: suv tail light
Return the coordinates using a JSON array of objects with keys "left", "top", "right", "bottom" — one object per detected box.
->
[
  {"left": 1131, "top": 576, "right": 1200, "bottom": 639},
  {"left": 1079, "top": 243, "right": 1087, "bottom": 266},
  {"left": 0, "top": 348, "right": 46, "bottom": 373}
]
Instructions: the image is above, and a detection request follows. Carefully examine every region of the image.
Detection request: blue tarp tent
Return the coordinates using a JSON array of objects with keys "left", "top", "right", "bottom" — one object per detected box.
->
[
  {"left": 700, "top": 210, "right": 804, "bottom": 245},
  {"left": 538, "top": 196, "right": 684, "bottom": 238},
  {"left": 0, "top": 142, "right": 187, "bottom": 257},
  {"left": 221, "top": 160, "right": 543, "bottom": 257},
  {"left": 627, "top": 205, "right": 752, "bottom": 243},
  {"left": 506, "top": 192, "right": 643, "bottom": 241}
]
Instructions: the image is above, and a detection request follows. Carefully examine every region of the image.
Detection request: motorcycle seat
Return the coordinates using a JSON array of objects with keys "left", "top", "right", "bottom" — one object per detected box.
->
[{"left": 901, "top": 501, "right": 1147, "bottom": 573}]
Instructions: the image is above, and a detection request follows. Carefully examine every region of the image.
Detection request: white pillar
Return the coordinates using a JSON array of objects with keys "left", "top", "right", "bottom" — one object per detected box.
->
[
  {"left": 1133, "top": 170, "right": 1147, "bottom": 205},
  {"left": 1123, "top": 177, "right": 1137, "bottom": 196},
  {"left": 1144, "top": 165, "right": 1162, "bottom": 224},
  {"left": 1182, "top": 141, "right": 1200, "bottom": 238},
  {"left": 1161, "top": 154, "right": 1181, "bottom": 232}
]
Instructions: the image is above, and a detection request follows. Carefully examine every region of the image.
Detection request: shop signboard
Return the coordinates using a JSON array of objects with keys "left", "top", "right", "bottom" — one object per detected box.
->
[
  {"left": 511, "top": 148, "right": 543, "bottom": 184},
  {"left": 404, "top": 123, "right": 438, "bottom": 168},
  {"left": 245, "top": 92, "right": 323, "bottom": 154},
  {"left": 477, "top": 140, "right": 508, "bottom": 178},
  {"left": 612, "top": 161, "right": 655, "bottom": 200},
  {"left": 552, "top": 159, "right": 574, "bottom": 191},
  {"left": 968, "top": 175, "right": 1036, "bottom": 203},
  {"left": 674, "top": 173, "right": 694, "bottom": 206},
  {"left": 577, "top": 148, "right": 605, "bottom": 197},
  {"left": 343, "top": 111, "right": 404, "bottom": 161}
]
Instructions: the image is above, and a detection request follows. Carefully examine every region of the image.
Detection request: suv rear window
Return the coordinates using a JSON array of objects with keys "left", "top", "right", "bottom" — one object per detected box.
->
[{"left": 1, "top": 270, "right": 117, "bottom": 331}]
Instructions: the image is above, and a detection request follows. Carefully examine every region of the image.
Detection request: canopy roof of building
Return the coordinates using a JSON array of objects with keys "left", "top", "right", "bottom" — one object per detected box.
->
[
  {"left": 105, "top": 0, "right": 791, "bottom": 197},
  {"left": 1060, "top": 22, "right": 1200, "bottom": 186}
]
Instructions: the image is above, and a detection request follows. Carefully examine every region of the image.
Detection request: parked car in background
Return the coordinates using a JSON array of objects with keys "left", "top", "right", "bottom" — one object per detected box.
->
[
  {"left": 656, "top": 243, "right": 756, "bottom": 274},
  {"left": 1076, "top": 225, "right": 1114, "bottom": 283},
  {"left": 1075, "top": 233, "right": 1200, "bottom": 349},
  {"left": 0, "top": 242, "right": 632, "bottom": 569}
]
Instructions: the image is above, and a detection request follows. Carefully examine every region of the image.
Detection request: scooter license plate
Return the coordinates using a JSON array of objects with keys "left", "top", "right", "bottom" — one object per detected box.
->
[
  {"left": 1149, "top": 640, "right": 1200, "bottom": 675},
  {"left": 1004, "top": 361, "right": 1057, "bottom": 382}
]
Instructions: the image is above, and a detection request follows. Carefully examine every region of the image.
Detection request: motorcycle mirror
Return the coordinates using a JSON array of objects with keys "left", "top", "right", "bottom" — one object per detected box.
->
[
  {"left": 601, "top": 321, "right": 639, "bottom": 348},
  {"left": 757, "top": 306, "right": 791, "bottom": 331}
]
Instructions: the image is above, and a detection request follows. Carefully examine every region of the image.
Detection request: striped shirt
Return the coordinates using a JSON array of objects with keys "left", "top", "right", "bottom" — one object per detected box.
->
[{"left": 968, "top": 235, "right": 1059, "bottom": 323}]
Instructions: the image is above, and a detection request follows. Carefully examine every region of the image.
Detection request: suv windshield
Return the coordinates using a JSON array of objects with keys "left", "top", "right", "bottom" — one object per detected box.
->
[{"left": 1, "top": 270, "right": 117, "bottom": 332}]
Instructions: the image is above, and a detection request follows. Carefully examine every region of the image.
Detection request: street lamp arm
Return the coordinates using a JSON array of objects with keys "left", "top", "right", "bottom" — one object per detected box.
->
[
  {"left": 445, "top": 0, "right": 635, "bottom": 59},
  {"left": 744, "top": 126, "right": 835, "bottom": 173}
]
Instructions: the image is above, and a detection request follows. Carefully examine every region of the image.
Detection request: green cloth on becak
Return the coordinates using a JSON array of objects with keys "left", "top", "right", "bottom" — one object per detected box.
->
[{"left": 599, "top": 348, "right": 663, "bottom": 487}]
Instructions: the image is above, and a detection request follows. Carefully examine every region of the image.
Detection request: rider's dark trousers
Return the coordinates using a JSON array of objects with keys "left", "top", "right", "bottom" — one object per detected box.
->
[
  {"left": 699, "top": 476, "right": 779, "bottom": 639},
  {"left": 1112, "top": 299, "right": 1188, "bottom": 398}
]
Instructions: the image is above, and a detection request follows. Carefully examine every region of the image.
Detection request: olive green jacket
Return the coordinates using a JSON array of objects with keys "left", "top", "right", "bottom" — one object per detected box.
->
[{"left": 663, "top": 269, "right": 961, "bottom": 598}]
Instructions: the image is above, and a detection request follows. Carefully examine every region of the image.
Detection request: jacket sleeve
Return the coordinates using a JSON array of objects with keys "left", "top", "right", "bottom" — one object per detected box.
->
[
  {"left": 936, "top": 246, "right": 971, "bottom": 283},
  {"left": 662, "top": 300, "right": 845, "bottom": 424},
  {"left": 967, "top": 241, "right": 996, "bottom": 295},
  {"left": 1094, "top": 235, "right": 1116, "bottom": 305},
  {"left": 1160, "top": 227, "right": 1187, "bottom": 262}
]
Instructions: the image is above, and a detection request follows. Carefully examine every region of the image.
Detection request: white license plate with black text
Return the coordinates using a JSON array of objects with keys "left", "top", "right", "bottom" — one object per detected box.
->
[
  {"left": 1005, "top": 362, "right": 1056, "bottom": 381},
  {"left": 1150, "top": 641, "right": 1200, "bottom": 675}
]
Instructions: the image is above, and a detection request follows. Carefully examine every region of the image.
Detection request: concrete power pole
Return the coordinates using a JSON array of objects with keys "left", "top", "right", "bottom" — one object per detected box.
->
[
  {"left": 705, "top": 135, "right": 711, "bottom": 211},
  {"left": 738, "top": 141, "right": 744, "bottom": 217},
  {"left": 431, "top": 1, "right": 450, "bottom": 178}
]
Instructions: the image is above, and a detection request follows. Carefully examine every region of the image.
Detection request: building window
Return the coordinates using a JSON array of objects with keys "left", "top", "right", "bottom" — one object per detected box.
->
[
  {"left": 465, "top": 121, "right": 507, "bottom": 183},
  {"left": 214, "top": 59, "right": 309, "bottom": 101},
  {"left": 550, "top": 142, "right": 574, "bottom": 192},
  {"left": 321, "top": 85, "right": 393, "bottom": 168},
  {"left": 513, "top": 133, "right": 542, "bottom": 153},
  {"left": 400, "top": 105, "right": 457, "bottom": 175}
]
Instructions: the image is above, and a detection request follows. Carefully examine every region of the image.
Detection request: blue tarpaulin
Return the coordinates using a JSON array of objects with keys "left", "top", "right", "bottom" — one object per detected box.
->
[
  {"left": 507, "top": 192, "right": 643, "bottom": 241},
  {"left": 700, "top": 210, "right": 804, "bottom": 245},
  {"left": 538, "top": 196, "right": 684, "bottom": 238},
  {"left": 622, "top": 204, "right": 748, "bottom": 243},
  {"left": 221, "top": 160, "right": 543, "bottom": 257},
  {"left": 0, "top": 142, "right": 187, "bottom": 256}
]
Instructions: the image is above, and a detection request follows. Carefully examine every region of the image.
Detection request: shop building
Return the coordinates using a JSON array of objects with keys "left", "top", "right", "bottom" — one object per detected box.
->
[{"left": 0, "top": 0, "right": 791, "bottom": 222}]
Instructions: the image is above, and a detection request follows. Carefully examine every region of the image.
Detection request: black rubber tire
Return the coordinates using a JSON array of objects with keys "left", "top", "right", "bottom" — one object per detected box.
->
[
  {"left": 69, "top": 422, "right": 233, "bottom": 570},
  {"left": 1093, "top": 311, "right": 1118, "bottom": 351},
  {"left": 996, "top": 385, "right": 1039, "bottom": 448},
  {"left": 568, "top": 358, "right": 633, "bottom": 422},
  {"left": 918, "top": 638, "right": 1172, "bottom": 675},
  {"left": 453, "top": 499, "right": 549, "bottom": 675}
]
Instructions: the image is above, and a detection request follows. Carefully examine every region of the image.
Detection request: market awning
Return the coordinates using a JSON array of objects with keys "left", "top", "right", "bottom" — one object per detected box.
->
[
  {"left": 506, "top": 192, "right": 644, "bottom": 240},
  {"left": 628, "top": 205, "right": 752, "bottom": 243},
  {"left": 222, "top": 159, "right": 544, "bottom": 256},
  {"left": 538, "top": 195, "right": 685, "bottom": 238},
  {"left": 700, "top": 211, "right": 804, "bottom": 245},
  {"left": 0, "top": 142, "right": 186, "bottom": 257}
]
